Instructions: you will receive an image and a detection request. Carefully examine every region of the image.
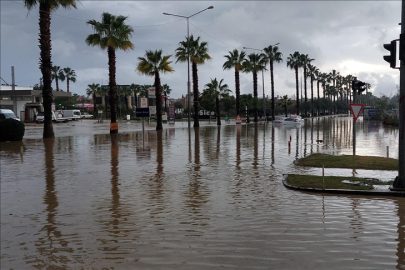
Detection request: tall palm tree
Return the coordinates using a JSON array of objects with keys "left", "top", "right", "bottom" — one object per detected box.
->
[
  {"left": 129, "top": 83, "right": 143, "bottom": 108},
  {"left": 262, "top": 44, "right": 283, "bottom": 121},
  {"left": 162, "top": 84, "right": 172, "bottom": 112},
  {"left": 308, "top": 64, "right": 318, "bottom": 116},
  {"left": 24, "top": 0, "right": 77, "bottom": 138},
  {"left": 314, "top": 69, "right": 321, "bottom": 115},
  {"left": 243, "top": 53, "right": 266, "bottom": 123},
  {"left": 175, "top": 35, "right": 211, "bottom": 128},
  {"left": 286, "top": 51, "right": 301, "bottom": 115},
  {"left": 86, "top": 12, "right": 134, "bottom": 134},
  {"left": 329, "top": 69, "right": 339, "bottom": 113},
  {"left": 98, "top": 85, "right": 109, "bottom": 116},
  {"left": 137, "top": 49, "right": 174, "bottom": 131},
  {"left": 86, "top": 83, "right": 100, "bottom": 118},
  {"left": 223, "top": 49, "right": 246, "bottom": 117},
  {"left": 51, "top": 65, "right": 64, "bottom": 91},
  {"left": 203, "top": 78, "right": 232, "bottom": 125},
  {"left": 300, "top": 54, "right": 314, "bottom": 116},
  {"left": 61, "top": 67, "right": 76, "bottom": 93},
  {"left": 117, "top": 85, "right": 132, "bottom": 112}
]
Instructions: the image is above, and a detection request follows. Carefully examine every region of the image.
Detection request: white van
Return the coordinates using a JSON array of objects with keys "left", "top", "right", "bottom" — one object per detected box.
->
[
  {"left": 61, "top": 110, "right": 81, "bottom": 120},
  {"left": 0, "top": 109, "right": 20, "bottom": 121}
]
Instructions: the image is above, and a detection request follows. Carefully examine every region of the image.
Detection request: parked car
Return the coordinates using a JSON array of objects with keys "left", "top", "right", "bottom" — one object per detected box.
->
[
  {"left": 81, "top": 112, "right": 93, "bottom": 119},
  {"left": 36, "top": 112, "right": 44, "bottom": 123},
  {"left": 0, "top": 109, "right": 20, "bottom": 121}
]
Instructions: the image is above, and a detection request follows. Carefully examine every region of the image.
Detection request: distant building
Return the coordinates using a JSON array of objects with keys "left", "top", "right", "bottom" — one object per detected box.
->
[{"left": 0, "top": 84, "right": 72, "bottom": 122}]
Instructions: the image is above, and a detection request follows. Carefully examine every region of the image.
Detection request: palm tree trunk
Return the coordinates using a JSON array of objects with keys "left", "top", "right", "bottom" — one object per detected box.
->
[
  {"left": 39, "top": 1, "right": 54, "bottom": 138},
  {"left": 56, "top": 77, "right": 59, "bottom": 91},
  {"left": 235, "top": 69, "right": 240, "bottom": 116},
  {"left": 295, "top": 66, "right": 299, "bottom": 115},
  {"left": 155, "top": 71, "right": 163, "bottom": 131},
  {"left": 253, "top": 71, "right": 258, "bottom": 123},
  {"left": 67, "top": 78, "right": 70, "bottom": 93},
  {"left": 216, "top": 97, "right": 221, "bottom": 126},
  {"left": 317, "top": 81, "right": 320, "bottom": 116},
  {"left": 192, "top": 62, "right": 200, "bottom": 128},
  {"left": 311, "top": 78, "right": 314, "bottom": 117},
  {"left": 93, "top": 93, "right": 97, "bottom": 118},
  {"left": 108, "top": 47, "right": 118, "bottom": 133},
  {"left": 270, "top": 60, "right": 275, "bottom": 121}
]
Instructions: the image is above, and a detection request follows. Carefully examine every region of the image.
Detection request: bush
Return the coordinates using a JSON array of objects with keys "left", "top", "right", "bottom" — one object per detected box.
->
[{"left": 0, "top": 119, "right": 25, "bottom": 141}]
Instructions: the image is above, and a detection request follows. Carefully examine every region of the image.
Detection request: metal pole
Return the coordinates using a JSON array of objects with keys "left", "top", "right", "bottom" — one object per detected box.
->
[
  {"left": 11, "top": 66, "right": 17, "bottom": 116},
  {"left": 187, "top": 17, "right": 191, "bottom": 129},
  {"left": 397, "top": 0, "right": 405, "bottom": 187},
  {"left": 262, "top": 69, "right": 266, "bottom": 122},
  {"left": 353, "top": 77, "right": 357, "bottom": 156}
]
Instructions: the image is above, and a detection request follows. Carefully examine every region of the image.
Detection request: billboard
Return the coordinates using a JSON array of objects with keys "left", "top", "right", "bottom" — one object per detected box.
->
[
  {"left": 140, "top": 98, "right": 148, "bottom": 108},
  {"left": 148, "top": 87, "right": 155, "bottom": 98}
]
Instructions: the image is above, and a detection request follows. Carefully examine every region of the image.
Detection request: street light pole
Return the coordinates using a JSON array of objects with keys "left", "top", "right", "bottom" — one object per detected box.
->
[
  {"left": 163, "top": 6, "right": 214, "bottom": 129},
  {"left": 243, "top": 43, "right": 279, "bottom": 122}
]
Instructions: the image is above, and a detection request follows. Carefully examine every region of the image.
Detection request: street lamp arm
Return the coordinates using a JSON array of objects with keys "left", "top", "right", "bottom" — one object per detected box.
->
[
  {"left": 163, "top": 12, "right": 187, "bottom": 18},
  {"left": 163, "top": 6, "right": 213, "bottom": 19}
]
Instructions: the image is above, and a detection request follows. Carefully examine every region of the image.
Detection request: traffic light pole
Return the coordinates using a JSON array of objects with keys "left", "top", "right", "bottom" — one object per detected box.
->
[
  {"left": 352, "top": 78, "right": 357, "bottom": 156},
  {"left": 395, "top": 0, "right": 405, "bottom": 188}
]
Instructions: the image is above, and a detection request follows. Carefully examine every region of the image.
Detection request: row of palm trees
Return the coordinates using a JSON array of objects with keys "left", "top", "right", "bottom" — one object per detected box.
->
[
  {"left": 26, "top": 0, "right": 370, "bottom": 137},
  {"left": 51, "top": 66, "right": 77, "bottom": 92}
]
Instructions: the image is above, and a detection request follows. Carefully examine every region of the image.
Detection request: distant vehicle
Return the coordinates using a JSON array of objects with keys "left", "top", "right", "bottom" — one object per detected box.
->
[
  {"left": 62, "top": 109, "right": 81, "bottom": 120},
  {"left": 0, "top": 109, "right": 20, "bottom": 121},
  {"left": 36, "top": 111, "right": 69, "bottom": 123},
  {"left": 273, "top": 117, "right": 303, "bottom": 125},
  {"left": 81, "top": 112, "right": 93, "bottom": 119}
]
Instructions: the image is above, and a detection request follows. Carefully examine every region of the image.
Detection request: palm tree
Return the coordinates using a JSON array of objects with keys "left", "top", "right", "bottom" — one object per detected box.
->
[
  {"left": 61, "top": 67, "right": 76, "bottom": 93},
  {"left": 329, "top": 69, "right": 339, "bottom": 113},
  {"left": 262, "top": 44, "right": 283, "bottom": 121},
  {"left": 129, "top": 83, "right": 142, "bottom": 108},
  {"left": 137, "top": 49, "right": 174, "bottom": 131},
  {"left": 278, "top": 95, "right": 293, "bottom": 117},
  {"left": 51, "top": 65, "right": 64, "bottom": 91},
  {"left": 223, "top": 49, "right": 246, "bottom": 117},
  {"left": 86, "top": 83, "right": 100, "bottom": 118},
  {"left": 203, "top": 78, "right": 232, "bottom": 125},
  {"left": 175, "top": 35, "right": 211, "bottom": 128},
  {"left": 300, "top": 54, "right": 314, "bottom": 116},
  {"left": 286, "top": 51, "right": 301, "bottom": 115},
  {"left": 307, "top": 64, "right": 318, "bottom": 117},
  {"left": 162, "top": 84, "right": 172, "bottom": 112},
  {"left": 98, "top": 85, "right": 109, "bottom": 117},
  {"left": 86, "top": 12, "right": 134, "bottom": 134},
  {"left": 24, "top": 0, "right": 77, "bottom": 138},
  {"left": 243, "top": 53, "right": 266, "bottom": 122},
  {"left": 117, "top": 85, "right": 132, "bottom": 113}
]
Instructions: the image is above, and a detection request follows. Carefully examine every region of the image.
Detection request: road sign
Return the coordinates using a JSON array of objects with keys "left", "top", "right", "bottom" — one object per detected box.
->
[
  {"left": 235, "top": 115, "right": 242, "bottom": 124},
  {"left": 350, "top": 104, "right": 364, "bottom": 121},
  {"left": 135, "top": 108, "right": 150, "bottom": 117}
]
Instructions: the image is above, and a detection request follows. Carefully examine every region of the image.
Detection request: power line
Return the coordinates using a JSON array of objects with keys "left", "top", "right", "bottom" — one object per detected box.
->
[{"left": 190, "top": 22, "right": 237, "bottom": 49}]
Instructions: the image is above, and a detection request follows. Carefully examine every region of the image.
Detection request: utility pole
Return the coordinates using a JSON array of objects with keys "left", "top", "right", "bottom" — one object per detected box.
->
[{"left": 12, "top": 66, "right": 17, "bottom": 116}]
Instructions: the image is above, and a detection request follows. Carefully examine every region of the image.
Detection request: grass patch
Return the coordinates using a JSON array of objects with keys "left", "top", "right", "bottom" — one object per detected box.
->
[
  {"left": 296, "top": 153, "right": 398, "bottom": 170},
  {"left": 285, "top": 174, "right": 393, "bottom": 191}
]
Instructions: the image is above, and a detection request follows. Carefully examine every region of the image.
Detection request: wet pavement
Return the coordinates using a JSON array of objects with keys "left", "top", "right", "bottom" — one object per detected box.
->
[{"left": 1, "top": 116, "right": 404, "bottom": 269}]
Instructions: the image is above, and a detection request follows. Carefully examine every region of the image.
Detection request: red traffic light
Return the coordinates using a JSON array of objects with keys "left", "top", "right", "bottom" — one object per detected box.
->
[{"left": 383, "top": 40, "right": 397, "bottom": 68}]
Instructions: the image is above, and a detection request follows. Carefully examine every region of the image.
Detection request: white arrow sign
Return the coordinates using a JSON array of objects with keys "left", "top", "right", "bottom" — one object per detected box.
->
[{"left": 350, "top": 104, "right": 364, "bottom": 121}]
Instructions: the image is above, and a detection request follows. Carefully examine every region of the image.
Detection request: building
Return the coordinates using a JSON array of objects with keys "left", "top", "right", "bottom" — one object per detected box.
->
[{"left": 0, "top": 84, "right": 72, "bottom": 122}]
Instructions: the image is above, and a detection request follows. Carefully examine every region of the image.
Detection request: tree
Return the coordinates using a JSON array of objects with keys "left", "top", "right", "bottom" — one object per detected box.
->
[
  {"left": 117, "top": 85, "right": 132, "bottom": 113},
  {"left": 51, "top": 65, "right": 64, "bottom": 91},
  {"left": 328, "top": 69, "right": 339, "bottom": 113},
  {"left": 98, "top": 85, "right": 109, "bottom": 117},
  {"left": 86, "top": 83, "right": 100, "bottom": 118},
  {"left": 307, "top": 64, "right": 318, "bottom": 116},
  {"left": 61, "top": 67, "right": 76, "bottom": 93},
  {"left": 86, "top": 12, "right": 134, "bottom": 134},
  {"left": 262, "top": 44, "right": 283, "bottom": 121},
  {"left": 223, "top": 49, "right": 246, "bottom": 117},
  {"left": 243, "top": 53, "right": 266, "bottom": 122},
  {"left": 278, "top": 95, "right": 293, "bottom": 117},
  {"left": 24, "top": 0, "right": 77, "bottom": 138},
  {"left": 129, "top": 83, "right": 142, "bottom": 108},
  {"left": 300, "top": 54, "right": 314, "bottom": 116},
  {"left": 175, "top": 35, "right": 211, "bottom": 128},
  {"left": 286, "top": 51, "right": 301, "bottom": 115},
  {"left": 137, "top": 49, "right": 174, "bottom": 131},
  {"left": 162, "top": 84, "right": 172, "bottom": 112},
  {"left": 203, "top": 78, "right": 232, "bottom": 125}
]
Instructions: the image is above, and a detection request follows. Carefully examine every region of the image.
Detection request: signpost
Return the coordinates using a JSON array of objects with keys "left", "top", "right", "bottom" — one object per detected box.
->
[
  {"left": 350, "top": 103, "right": 363, "bottom": 155},
  {"left": 135, "top": 108, "right": 150, "bottom": 149}
]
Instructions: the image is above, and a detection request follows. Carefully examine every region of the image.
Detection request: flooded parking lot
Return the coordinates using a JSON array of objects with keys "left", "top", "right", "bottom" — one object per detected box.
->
[{"left": 1, "top": 116, "right": 404, "bottom": 269}]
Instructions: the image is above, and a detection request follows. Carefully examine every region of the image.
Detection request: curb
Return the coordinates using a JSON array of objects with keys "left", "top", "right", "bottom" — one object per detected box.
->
[{"left": 282, "top": 178, "right": 405, "bottom": 198}]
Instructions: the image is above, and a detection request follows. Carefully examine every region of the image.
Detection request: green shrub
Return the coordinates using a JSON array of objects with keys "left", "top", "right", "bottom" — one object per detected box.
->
[{"left": 0, "top": 119, "right": 25, "bottom": 141}]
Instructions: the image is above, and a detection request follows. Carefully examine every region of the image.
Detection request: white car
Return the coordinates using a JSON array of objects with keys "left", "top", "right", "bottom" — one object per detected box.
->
[
  {"left": 81, "top": 112, "right": 93, "bottom": 119},
  {"left": 273, "top": 117, "right": 303, "bottom": 125}
]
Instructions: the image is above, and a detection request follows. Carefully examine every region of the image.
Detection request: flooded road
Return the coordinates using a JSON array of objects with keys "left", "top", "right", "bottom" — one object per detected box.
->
[{"left": 1, "top": 116, "right": 403, "bottom": 269}]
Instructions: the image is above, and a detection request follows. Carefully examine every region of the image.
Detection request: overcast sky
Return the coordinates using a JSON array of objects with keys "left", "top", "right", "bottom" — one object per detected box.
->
[{"left": 0, "top": 1, "right": 401, "bottom": 100}]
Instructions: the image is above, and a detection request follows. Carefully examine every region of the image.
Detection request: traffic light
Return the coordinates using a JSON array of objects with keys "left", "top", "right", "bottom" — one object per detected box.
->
[
  {"left": 357, "top": 81, "right": 366, "bottom": 94},
  {"left": 383, "top": 40, "right": 397, "bottom": 68}
]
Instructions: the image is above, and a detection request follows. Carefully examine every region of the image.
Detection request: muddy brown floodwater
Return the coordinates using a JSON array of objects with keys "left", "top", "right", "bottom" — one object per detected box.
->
[{"left": 1, "top": 117, "right": 404, "bottom": 269}]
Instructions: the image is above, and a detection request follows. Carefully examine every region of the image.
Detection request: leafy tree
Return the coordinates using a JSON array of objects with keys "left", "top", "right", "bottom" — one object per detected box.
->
[
  {"left": 243, "top": 53, "right": 266, "bottom": 122},
  {"left": 24, "top": 0, "right": 77, "bottom": 138},
  {"left": 223, "top": 49, "right": 246, "bottom": 116},
  {"left": 137, "top": 49, "right": 174, "bottom": 130},
  {"left": 262, "top": 44, "right": 283, "bottom": 121},
  {"left": 86, "top": 12, "right": 134, "bottom": 133},
  {"left": 175, "top": 35, "right": 211, "bottom": 128}
]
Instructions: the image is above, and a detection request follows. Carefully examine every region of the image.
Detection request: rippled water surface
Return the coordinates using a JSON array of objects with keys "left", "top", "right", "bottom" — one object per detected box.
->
[{"left": 1, "top": 116, "right": 404, "bottom": 269}]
